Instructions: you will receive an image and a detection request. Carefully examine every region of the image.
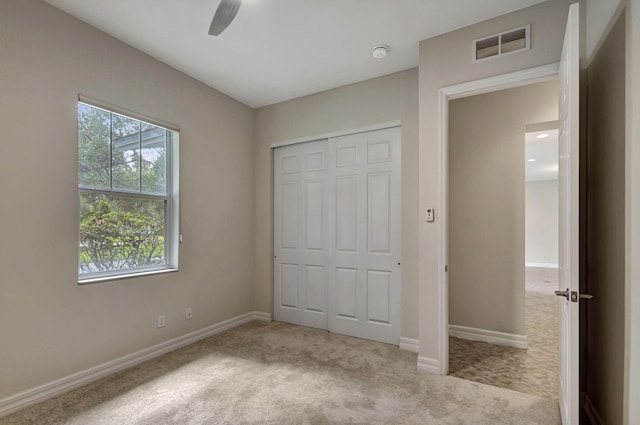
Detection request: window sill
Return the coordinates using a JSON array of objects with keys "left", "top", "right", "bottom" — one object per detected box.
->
[{"left": 78, "top": 268, "right": 178, "bottom": 285}]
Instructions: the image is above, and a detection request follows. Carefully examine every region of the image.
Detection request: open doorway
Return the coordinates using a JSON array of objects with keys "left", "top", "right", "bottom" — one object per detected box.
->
[
  {"left": 447, "top": 79, "right": 560, "bottom": 399},
  {"left": 523, "top": 125, "right": 560, "bottom": 398}
]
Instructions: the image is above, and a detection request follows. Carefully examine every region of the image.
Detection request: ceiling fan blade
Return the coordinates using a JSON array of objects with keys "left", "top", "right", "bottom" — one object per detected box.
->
[{"left": 208, "top": 0, "right": 242, "bottom": 36}]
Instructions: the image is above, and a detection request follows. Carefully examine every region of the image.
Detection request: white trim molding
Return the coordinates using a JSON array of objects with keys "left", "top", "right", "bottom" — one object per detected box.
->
[
  {"left": 449, "top": 325, "right": 528, "bottom": 349},
  {"left": 251, "top": 311, "right": 273, "bottom": 322},
  {"left": 399, "top": 337, "right": 419, "bottom": 353},
  {"left": 417, "top": 356, "right": 441, "bottom": 375},
  {"left": 0, "top": 311, "right": 272, "bottom": 418},
  {"left": 436, "top": 63, "right": 559, "bottom": 377},
  {"left": 525, "top": 262, "right": 559, "bottom": 269},
  {"left": 270, "top": 120, "right": 401, "bottom": 148},
  {"left": 442, "top": 63, "right": 560, "bottom": 101}
]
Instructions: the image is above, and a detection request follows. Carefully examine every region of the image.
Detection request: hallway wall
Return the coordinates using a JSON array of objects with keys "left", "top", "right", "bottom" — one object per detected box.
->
[{"left": 525, "top": 180, "right": 559, "bottom": 267}]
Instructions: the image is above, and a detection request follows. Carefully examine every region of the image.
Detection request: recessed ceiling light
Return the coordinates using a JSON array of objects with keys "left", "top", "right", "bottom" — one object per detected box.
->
[
  {"left": 528, "top": 158, "right": 537, "bottom": 162},
  {"left": 371, "top": 45, "right": 388, "bottom": 59},
  {"left": 537, "top": 133, "right": 550, "bottom": 139}
]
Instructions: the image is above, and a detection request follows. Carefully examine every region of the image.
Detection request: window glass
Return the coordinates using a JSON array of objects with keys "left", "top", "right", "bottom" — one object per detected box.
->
[
  {"left": 111, "top": 114, "right": 141, "bottom": 192},
  {"left": 141, "top": 123, "right": 167, "bottom": 194},
  {"left": 78, "top": 104, "right": 111, "bottom": 189},
  {"left": 79, "top": 193, "right": 166, "bottom": 273}
]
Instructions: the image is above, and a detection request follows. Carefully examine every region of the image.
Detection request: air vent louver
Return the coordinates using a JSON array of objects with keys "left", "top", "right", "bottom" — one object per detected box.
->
[
  {"left": 473, "top": 25, "right": 530, "bottom": 62},
  {"left": 476, "top": 36, "right": 499, "bottom": 60},
  {"left": 501, "top": 28, "right": 527, "bottom": 53}
]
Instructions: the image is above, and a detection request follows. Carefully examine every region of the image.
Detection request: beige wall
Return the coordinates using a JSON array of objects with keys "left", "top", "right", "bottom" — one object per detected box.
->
[
  {"left": 526, "top": 180, "right": 559, "bottom": 266},
  {"left": 418, "top": 0, "right": 573, "bottom": 360},
  {"left": 586, "top": 12, "right": 625, "bottom": 425},
  {"left": 448, "top": 81, "right": 558, "bottom": 336},
  {"left": 254, "top": 69, "right": 419, "bottom": 338},
  {"left": 0, "top": 0, "right": 255, "bottom": 398}
]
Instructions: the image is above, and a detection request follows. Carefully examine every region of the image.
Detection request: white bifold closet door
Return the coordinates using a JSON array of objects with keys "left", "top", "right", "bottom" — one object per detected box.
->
[{"left": 274, "top": 127, "right": 401, "bottom": 345}]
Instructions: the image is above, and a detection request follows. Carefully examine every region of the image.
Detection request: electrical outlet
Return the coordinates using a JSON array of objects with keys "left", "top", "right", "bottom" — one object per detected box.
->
[
  {"left": 185, "top": 307, "right": 192, "bottom": 320},
  {"left": 157, "top": 315, "right": 166, "bottom": 328}
]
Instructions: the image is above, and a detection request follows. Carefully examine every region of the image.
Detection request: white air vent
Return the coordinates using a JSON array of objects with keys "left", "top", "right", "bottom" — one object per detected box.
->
[{"left": 472, "top": 25, "right": 530, "bottom": 62}]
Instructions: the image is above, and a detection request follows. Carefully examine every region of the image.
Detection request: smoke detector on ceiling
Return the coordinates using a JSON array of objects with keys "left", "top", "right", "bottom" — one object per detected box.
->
[{"left": 371, "top": 45, "right": 388, "bottom": 59}]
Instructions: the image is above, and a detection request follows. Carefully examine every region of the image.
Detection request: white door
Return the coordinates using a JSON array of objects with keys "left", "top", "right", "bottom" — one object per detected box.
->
[
  {"left": 274, "top": 140, "right": 329, "bottom": 330},
  {"left": 274, "top": 127, "right": 402, "bottom": 345},
  {"left": 327, "top": 127, "right": 402, "bottom": 345},
  {"left": 557, "top": 3, "right": 580, "bottom": 424}
]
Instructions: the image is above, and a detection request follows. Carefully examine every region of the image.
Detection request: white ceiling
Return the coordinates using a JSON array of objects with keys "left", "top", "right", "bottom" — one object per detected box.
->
[
  {"left": 43, "top": 0, "right": 547, "bottom": 108},
  {"left": 525, "top": 129, "right": 558, "bottom": 182}
]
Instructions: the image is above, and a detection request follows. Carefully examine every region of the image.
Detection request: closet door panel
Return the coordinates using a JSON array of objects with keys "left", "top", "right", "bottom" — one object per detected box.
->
[
  {"left": 327, "top": 127, "right": 402, "bottom": 345},
  {"left": 274, "top": 141, "right": 328, "bottom": 330}
]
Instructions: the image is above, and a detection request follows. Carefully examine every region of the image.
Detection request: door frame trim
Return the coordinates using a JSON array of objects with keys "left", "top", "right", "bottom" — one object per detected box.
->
[
  {"left": 436, "top": 63, "right": 559, "bottom": 375},
  {"left": 270, "top": 120, "right": 401, "bottom": 148}
]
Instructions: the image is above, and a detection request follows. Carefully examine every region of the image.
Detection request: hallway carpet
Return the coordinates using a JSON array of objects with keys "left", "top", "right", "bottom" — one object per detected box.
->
[
  {"left": 1, "top": 321, "right": 559, "bottom": 424},
  {"left": 449, "top": 267, "right": 559, "bottom": 398}
]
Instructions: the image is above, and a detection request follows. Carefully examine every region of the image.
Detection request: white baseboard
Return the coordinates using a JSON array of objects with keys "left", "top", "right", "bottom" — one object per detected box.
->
[
  {"left": 0, "top": 311, "right": 271, "bottom": 418},
  {"left": 584, "top": 394, "right": 605, "bottom": 425},
  {"left": 251, "top": 311, "right": 272, "bottom": 322},
  {"left": 416, "top": 356, "right": 441, "bottom": 375},
  {"left": 399, "top": 337, "right": 419, "bottom": 353},
  {"left": 525, "top": 262, "right": 559, "bottom": 269},
  {"left": 449, "top": 324, "right": 528, "bottom": 349}
]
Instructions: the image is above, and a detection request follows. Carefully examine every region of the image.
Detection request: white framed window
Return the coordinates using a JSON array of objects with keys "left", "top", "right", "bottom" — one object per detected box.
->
[{"left": 77, "top": 99, "right": 179, "bottom": 283}]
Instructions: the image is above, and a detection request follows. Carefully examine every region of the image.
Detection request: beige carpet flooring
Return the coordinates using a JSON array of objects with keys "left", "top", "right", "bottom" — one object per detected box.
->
[
  {"left": 1, "top": 321, "right": 560, "bottom": 424},
  {"left": 449, "top": 267, "right": 559, "bottom": 399}
]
